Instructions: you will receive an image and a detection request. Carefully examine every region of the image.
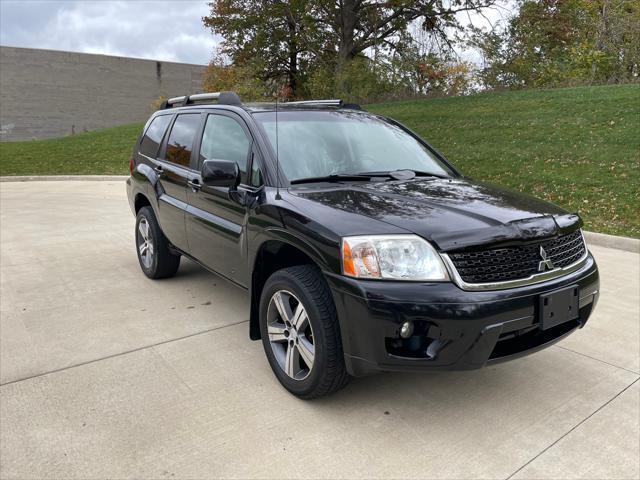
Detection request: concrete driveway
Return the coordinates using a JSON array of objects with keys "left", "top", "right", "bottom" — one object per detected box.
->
[{"left": 1, "top": 180, "right": 638, "bottom": 480}]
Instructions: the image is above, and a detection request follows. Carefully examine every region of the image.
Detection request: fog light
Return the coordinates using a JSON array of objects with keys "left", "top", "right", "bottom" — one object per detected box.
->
[{"left": 400, "top": 321, "right": 414, "bottom": 338}]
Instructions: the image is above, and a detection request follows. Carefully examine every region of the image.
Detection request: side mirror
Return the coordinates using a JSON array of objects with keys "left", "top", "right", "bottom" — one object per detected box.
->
[{"left": 201, "top": 159, "right": 240, "bottom": 188}]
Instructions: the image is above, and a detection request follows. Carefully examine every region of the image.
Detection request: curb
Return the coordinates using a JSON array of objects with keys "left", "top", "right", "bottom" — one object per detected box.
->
[
  {"left": 583, "top": 231, "right": 639, "bottom": 254},
  {"left": 0, "top": 175, "right": 127, "bottom": 182},
  {"left": 1, "top": 175, "right": 638, "bottom": 253}
]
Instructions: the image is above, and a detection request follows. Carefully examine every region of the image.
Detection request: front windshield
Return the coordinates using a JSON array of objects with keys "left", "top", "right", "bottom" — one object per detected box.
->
[{"left": 254, "top": 111, "right": 453, "bottom": 182}]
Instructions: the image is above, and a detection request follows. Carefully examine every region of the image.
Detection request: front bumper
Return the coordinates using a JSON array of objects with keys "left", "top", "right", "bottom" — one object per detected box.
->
[{"left": 325, "top": 252, "right": 599, "bottom": 377}]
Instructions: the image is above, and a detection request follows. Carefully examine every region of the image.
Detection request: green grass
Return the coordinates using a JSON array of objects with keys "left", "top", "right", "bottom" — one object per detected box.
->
[
  {"left": 0, "top": 123, "right": 143, "bottom": 176},
  {"left": 1, "top": 84, "right": 638, "bottom": 237},
  {"left": 369, "top": 84, "right": 640, "bottom": 238}
]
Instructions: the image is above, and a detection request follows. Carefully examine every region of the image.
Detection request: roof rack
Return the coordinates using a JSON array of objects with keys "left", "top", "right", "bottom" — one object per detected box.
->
[
  {"left": 283, "top": 99, "right": 362, "bottom": 110},
  {"left": 285, "top": 99, "right": 343, "bottom": 107},
  {"left": 160, "top": 91, "right": 242, "bottom": 109}
]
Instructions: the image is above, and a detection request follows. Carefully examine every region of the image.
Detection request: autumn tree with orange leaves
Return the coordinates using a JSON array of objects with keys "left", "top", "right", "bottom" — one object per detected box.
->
[{"left": 203, "top": 0, "right": 496, "bottom": 99}]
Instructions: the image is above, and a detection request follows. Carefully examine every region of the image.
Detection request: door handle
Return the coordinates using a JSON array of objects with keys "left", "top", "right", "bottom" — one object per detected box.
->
[
  {"left": 188, "top": 179, "right": 202, "bottom": 191},
  {"left": 154, "top": 165, "right": 164, "bottom": 176}
]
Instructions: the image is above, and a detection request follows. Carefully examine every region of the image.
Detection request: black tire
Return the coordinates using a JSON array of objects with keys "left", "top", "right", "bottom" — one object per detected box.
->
[
  {"left": 259, "top": 265, "right": 350, "bottom": 399},
  {"left": 135, "top": 206, "right": 180, "bottom": 279}
]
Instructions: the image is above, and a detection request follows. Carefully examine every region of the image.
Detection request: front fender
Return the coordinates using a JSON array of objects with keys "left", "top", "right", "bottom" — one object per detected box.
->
[
  {"left": 252, "top": 226, "right": 334, "bottom": 273},
  {"left": 247, "top": 224, "right": 343, "bottom": 341}
]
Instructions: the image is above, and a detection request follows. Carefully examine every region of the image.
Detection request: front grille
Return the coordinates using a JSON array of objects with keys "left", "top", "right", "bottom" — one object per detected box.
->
[{"left": 448, "top": 230, "right": 586, "bottom": 284}]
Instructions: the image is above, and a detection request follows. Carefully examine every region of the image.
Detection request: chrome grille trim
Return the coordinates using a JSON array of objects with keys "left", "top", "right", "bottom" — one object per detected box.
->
[{"left": 441, "top": 231, "right": 589, "bottom": 291}]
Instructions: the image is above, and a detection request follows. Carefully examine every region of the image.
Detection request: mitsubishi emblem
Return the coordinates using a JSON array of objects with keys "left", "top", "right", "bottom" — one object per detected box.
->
[{"left": 538, "top": 246, "right": 555, "bottom": 272}]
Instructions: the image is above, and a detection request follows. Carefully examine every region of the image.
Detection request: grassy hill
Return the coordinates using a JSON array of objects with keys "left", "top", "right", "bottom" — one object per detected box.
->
[
  {"left": 0, "top": 122, "right": 143, "bottom": 176},
  {"left": 368, "top": 84, "right": 639, "bottom": 238},
  {"left": 1, "top": 84, "right": 638, "bottom": 237}
]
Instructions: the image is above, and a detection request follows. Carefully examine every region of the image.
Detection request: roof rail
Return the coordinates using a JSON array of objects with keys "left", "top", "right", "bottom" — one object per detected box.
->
[
  {"left": 160, "top": 91, "right": 242, "bottom": 109},
  {"left": 285, "top": 99, "right": 343, "bottom": 107},
  {"left": 283, "top": 99, "right": 363, "bottom": 110}
]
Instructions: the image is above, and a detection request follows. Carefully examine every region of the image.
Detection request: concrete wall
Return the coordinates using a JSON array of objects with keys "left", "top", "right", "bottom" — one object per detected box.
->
[{"left": 0, "top": 46, "right": 207, "bottom": 141}]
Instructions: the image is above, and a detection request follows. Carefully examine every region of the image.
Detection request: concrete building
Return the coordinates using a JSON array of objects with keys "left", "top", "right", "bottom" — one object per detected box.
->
[{"left": 0, "top": 46, "right": 207, "bottom": 141}]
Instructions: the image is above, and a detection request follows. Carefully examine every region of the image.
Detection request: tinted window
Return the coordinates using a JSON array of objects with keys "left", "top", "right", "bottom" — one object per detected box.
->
[
  {"left": 199, "top": 114, "right": 250, "bottom": 182},
  {"left": 139, "top": 115, "right": 172, "bottom": 158},
  {"left": 165, "top": 114, "right": 200, "bottom": 167}
]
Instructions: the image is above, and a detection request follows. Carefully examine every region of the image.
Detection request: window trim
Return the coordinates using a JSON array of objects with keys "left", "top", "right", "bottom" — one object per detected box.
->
[{"left": 248, "top": 145, "right": 264, "bottom": 188}]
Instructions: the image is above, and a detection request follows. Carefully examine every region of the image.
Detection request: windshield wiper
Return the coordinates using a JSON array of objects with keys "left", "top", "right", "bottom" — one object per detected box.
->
[
  {"left": 358, "top": 169, "right": 448, "bottom": 180},
  {"left": 290, "top": 169, "right": 448, "bottom": 185},
  {"left": 290, "top": 173, "right": 375, "bottom": 185}
]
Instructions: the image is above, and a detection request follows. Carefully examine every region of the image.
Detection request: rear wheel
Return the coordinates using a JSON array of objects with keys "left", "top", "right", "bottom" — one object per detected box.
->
[
  {"left": 135, "top": 206, "right": 180, "bottom": 279},
  {"left": 259, "top": 265, "right": 350, "bottom": 399}
]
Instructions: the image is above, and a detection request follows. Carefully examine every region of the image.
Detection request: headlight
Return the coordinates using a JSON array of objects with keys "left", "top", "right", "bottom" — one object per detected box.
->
[{"left": 341, "top": 234, "right": 449, "bottom": 281}]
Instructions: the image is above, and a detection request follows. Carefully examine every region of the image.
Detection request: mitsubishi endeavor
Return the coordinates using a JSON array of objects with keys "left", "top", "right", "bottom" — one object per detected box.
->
[{"left": 126, "top": 92, "right": 600, "bottom": 399}]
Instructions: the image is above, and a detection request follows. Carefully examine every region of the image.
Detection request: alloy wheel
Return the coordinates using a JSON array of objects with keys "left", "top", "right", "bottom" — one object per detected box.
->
[
  {"left": 137, "top": 217, "right": 154, "bottom": 269},
  {"left": 266, "top": 290, "right": 315, "bottom": 380}
]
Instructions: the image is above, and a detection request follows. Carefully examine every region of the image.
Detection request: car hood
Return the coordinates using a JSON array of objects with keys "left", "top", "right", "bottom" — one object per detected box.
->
[{"left": 291, "top": 177, "right": 582, "bottom": 251}]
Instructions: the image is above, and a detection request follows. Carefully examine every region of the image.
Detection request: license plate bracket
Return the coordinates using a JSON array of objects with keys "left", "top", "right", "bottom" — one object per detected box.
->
[{"left": 539, "top": 285, "right": 579, "bottom": 330}]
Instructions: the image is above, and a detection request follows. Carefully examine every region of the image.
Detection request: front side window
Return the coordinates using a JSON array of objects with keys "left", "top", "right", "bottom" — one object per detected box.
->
[
  {"left": 139, "top": 115, "right": 172, "bottom": 158},
  {"left": 165, "top": 114, "right": 200, "bottom": 167},
  {"left": 199, "top": 114, "right": 251, "bottom": 183},
  {"left": 254, "top": 111, "right": 453, "bottom": 182}
]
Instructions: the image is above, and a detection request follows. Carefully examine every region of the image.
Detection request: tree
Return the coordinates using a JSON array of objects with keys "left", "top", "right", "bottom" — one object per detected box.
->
[
  {"left": 471, "top": 0, "right": 640, "bottom": 88},
  {"left": 202, "top": 54, "right": 270, "bottom": 100},
  {"left": 589, "top": 0, "right": 640, "bottom": 82},
  {"left": 204, "top": 0, "right": 498, "bottom": 99},
  {"left": 313, "top": 0, "right": 498, "bottom": 68},
  {"left": 385, "top": 26, "right": 475, "bottom": 96},
  {"left": 203, "top": 0, "right": 317, "bottom": 97}
]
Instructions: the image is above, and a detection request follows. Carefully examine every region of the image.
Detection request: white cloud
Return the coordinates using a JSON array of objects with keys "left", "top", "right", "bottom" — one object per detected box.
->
[{"left": 0, "top": 0, "right": 220, "bottom": 65}]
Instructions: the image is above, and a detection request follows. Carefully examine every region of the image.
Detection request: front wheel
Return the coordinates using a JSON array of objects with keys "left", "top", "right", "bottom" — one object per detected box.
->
[{"left": 259, "top": 265, "right": 350, "bottom": 399}]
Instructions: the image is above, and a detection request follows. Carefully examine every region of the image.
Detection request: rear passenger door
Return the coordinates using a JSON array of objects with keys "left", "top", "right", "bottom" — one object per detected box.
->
[
  {"left": 152, "top": 113, "right": 200, "bottom": 252},
  {"left": 185, "top": 112, "right": 255, "bottom": 286}
]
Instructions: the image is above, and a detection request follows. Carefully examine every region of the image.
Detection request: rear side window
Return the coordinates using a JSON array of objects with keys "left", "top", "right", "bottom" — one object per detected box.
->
[
  {"left": 139, "top": 115, "right": 172, "bottom": 158},
  {"left": 165, "top": 114, "right": 200, "bottom": 167},
  {"left": 199, "top": 114, "right": 251, "bottom": 183}
]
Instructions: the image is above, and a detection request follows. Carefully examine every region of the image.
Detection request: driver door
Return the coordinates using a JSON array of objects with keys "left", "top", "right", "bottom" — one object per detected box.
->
[{"left": 185, "top": 112, "right": 253, "bottom": 286}]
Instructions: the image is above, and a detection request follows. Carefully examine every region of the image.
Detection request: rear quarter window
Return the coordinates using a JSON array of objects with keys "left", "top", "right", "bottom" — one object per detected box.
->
[{"left": 139, "top": 115, "right": 172, "bottom": 158}]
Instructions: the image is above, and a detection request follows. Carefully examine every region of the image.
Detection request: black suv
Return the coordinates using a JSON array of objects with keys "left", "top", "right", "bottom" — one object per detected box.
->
[{"left": 126, "top": 92, "right": 599, "bottom": 398}]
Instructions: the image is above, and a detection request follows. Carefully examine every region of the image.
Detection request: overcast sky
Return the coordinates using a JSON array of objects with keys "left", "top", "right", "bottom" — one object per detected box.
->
[
  {"left": 0, "top": 0, "right": 219, "bottom": 65},
  {"left": 0, "top": 0, "right": 510, "bottom": 66}
]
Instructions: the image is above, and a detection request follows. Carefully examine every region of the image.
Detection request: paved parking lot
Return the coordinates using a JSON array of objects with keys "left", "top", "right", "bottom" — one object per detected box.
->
[{"left": 1, "top": 180, "right": 638, "bottom": 479}]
